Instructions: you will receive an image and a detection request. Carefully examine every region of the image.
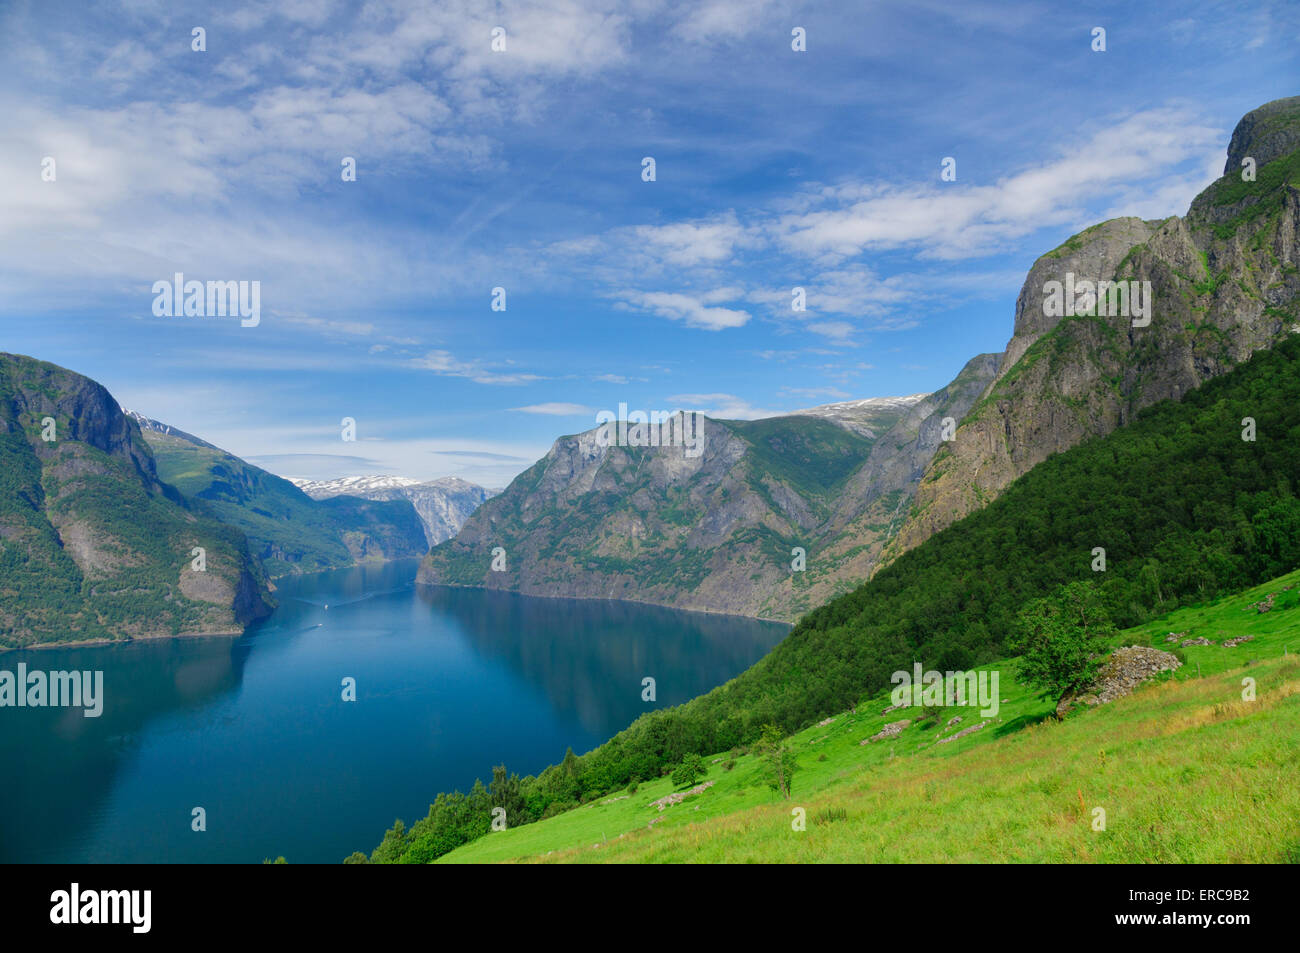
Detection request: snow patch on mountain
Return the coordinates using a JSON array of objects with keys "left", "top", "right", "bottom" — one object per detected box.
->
[{"left": 291, "top": 475, "right": 497, "bottom": 546}]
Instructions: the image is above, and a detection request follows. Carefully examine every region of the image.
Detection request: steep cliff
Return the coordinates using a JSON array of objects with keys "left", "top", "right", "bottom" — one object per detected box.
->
[
  {"left": 883, "top": 95, "right": 1300, "bottom": 562},
  {"left": 0, "top": 354, "right": 275, "bottom": 648}
]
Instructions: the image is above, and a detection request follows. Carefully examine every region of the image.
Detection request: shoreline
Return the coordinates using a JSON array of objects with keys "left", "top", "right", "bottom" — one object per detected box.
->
[
  {"left": 4, "top": 556, "right": 791, "bottom": 652},
  {"left": 414, "top": 578, "right": 796, "bottom": 627},
  {"left": 2, "top": 555, "right": 426, "bottom": 654},
  {"left": 1, "top": 627, "right": 244, "bottom": 654}
]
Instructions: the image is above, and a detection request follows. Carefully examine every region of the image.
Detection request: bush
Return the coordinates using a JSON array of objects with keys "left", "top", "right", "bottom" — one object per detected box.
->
[
  {"left": 541, "top": 800, "right": 578, "bottom": 819},
  {"left": 670, "top": 753, "right": 706, "bottom": 788}
]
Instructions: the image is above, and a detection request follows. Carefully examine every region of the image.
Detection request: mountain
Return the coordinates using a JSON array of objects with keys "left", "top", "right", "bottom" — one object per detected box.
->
[
  {"left": 133, "top": 419, "right": 428, "bottom": 577},
  {"left": 786, "top": 394, "right": 930, "bottom": 437},
  {"left": 292, "top": 475, "right": 496, "bottom": 547},
  {"left": 292, "top": 475, "right": 422, "bottom": 495},
  {"left": 416, "top": 373, "right": 997, "bottom": 622},
  {"left": 881, "top": 94, "right": 1300, "bottom": 565},
  {"left": 125, "top": 411, "right": 223, "bottom": 452},
  {"left": 0, "top": 354, "right": 274, "bottom": 648}
]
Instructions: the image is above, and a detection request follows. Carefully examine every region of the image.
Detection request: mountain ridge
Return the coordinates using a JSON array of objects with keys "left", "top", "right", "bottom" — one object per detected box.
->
[
  {"left": 293, "top": 474, "right": 497, "bottom": 547},
  {"left": 416, "top": 375, "right": 995, "bottom": 622}
]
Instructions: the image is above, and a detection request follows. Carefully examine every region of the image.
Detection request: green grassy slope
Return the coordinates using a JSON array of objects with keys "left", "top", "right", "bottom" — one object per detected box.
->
[
  {"left": 440, "top": 569, "right": 1300, "bottom": 863},
  {"left": 144, "top": 431, "right": 427, "bottom": 577}
]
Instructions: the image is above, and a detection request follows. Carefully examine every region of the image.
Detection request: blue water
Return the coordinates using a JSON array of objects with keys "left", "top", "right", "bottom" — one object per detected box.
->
[{"left": 1, "top": 559, "right": 787, "bottom": 863}]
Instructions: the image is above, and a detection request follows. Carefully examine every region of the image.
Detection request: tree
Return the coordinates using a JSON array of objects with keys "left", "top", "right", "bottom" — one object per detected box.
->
[
  {"left": 489, "top": 764, "right": 526, "bottom": 825},
  {"left": 1010, "top": 580, "right": 1117, "bottom": 718},
  {"left": 670, "top": 752, "right": 706, "bottom": 788},
  {"left": 369, "top": 818, "right": 408, "bottom": 864},
  {"left": 753, "top": 724, "right": 798, "bottom": 799}
]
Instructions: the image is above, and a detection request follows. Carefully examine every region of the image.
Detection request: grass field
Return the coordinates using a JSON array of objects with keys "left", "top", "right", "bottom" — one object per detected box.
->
[{"left": 439, "top": 569, "right": 1300, "bottom": 863}]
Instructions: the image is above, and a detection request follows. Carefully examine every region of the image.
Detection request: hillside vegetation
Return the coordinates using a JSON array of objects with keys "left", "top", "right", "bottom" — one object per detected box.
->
[
  {"left": 359, "top": 333, "right": 1300, "bottom": 862},
  {"left": 435, "top": 569, "right": 1300, "bottom": 863}
]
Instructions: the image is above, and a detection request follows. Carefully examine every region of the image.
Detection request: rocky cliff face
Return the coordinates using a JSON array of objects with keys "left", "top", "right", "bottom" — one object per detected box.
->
[
  {"left": 883, "top": 95, "right": 1300, "bottom": 562},
  {"left": 417, "top": 372, "right": 997, "bottom": 621},
  {"left": 0, "top": 354, "right": 274, "bottom": 648},
  {"left": 294, "top": 475, "right": 495, "bottom": 546}
]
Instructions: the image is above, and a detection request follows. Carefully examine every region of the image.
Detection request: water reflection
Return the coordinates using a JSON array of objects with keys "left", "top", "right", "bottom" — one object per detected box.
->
[{"left": 1, "top": 560, "right": 787, "bottom": 862}]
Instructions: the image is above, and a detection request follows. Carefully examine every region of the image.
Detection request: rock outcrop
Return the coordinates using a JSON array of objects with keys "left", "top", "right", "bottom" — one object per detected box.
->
[
  {"left": 1056, "top": 645, "right": 1182, "bottom": 717},
  {"left": 883, "top": 96, "right": 1300, "bottom": 564}
]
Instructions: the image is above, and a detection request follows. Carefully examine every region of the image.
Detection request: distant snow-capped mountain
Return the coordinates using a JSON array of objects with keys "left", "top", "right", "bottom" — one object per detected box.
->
[
  {"left": 789, "top": 394, "right": 931, "bottom": 438},
  {"left": 291, "top": 475, "right": 497, "bottom": 546},
  {"left": 292, "top": 474, "right": 422, "bottom": 496}
]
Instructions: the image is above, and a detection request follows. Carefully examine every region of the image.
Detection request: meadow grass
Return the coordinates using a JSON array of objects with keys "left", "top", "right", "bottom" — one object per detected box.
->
[{"left": 439, "top": 570, "right": 1300, "bottom": 863}]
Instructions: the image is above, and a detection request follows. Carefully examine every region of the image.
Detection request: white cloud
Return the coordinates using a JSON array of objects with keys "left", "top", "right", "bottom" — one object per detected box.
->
[
  {"left": 774, "top": 108, "right": 1224, "bottom": 260},
  {"left": 511, "top": 402, "right": 595, "bottom": 415},
  {"left": 412, "top": 349, "right": 543, "bottom": 385},
  {"left": 666, "top": 392, "right": 785, "bottom": 419},
  {"left": 630, "top": 216, "right": 758, "bottom": 266},
  {"left": 616, "top": 290, "right": 751, "bottom": 330}
]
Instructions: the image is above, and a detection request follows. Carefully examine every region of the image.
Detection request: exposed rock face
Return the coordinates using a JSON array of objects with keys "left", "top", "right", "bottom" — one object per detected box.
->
[
  {"left": 0, "top": 353, "right": 274, "bottom": 647},
  {"left": 1225, "top": 96, "right": 1300, "bottom": 174},
  {"left": 1056, "top": 645, "right": 1182, "bottom": 717},
  {"left": 418, "top": 368, "right": 997, "bottom": 622},
  {"left": 295, "top": 475, "right": 495, "bottom": 546},
  {"left": 884, "top": 96, "right": 1300, "bottom": 563}
]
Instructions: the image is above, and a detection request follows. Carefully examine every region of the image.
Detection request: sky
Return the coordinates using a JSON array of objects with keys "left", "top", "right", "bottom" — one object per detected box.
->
[{"left": 1, "top": 0, "right": 1297, "bottom": 488}]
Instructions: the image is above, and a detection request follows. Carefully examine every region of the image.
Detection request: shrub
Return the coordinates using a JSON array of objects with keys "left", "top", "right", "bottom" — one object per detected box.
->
[{"left": 670, "top": 753, "right": 707, "bottom": 788}]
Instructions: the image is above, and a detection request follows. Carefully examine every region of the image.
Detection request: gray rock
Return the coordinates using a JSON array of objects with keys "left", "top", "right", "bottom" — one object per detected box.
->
[{"left": 1056, "top": 645, "right": 1182, "bottom": 717}]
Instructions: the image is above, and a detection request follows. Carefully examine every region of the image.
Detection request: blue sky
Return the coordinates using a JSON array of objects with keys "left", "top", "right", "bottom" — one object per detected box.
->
[{"left": 1, "top": 0, "right": 1296, "bottom": 487}]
